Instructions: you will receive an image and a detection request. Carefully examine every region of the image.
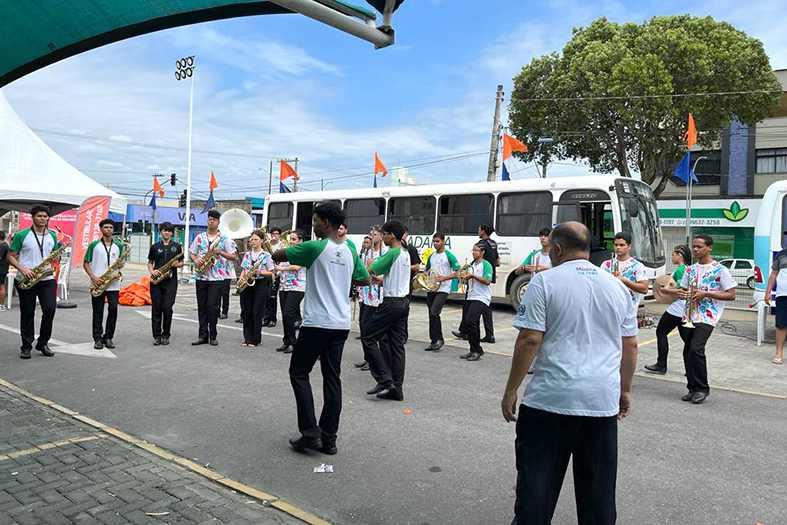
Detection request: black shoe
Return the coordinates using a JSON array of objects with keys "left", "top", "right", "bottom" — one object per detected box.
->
[
  {"left": 36, "top": 344, "right": 54, "bottom": 357},
  {"left": 219, "top": 313, "right": 228, "bottom": 320},
  {"left": 209, "top": 339, "right": 218, "bottom": 346},
  {"left": 460, "top": 352, "right": 472, "bottom": 359},
  {"left": 367, "top": 383, "right": 390, "bottom": 395},
  {"left": 360, "top": 363, "right": 370, "bottom": 371},
  {"left": 480, "top": 335, "right": 496, "bottom": 344},
  {"left": 644, "top": 364, "right": 666, "bottom": 375},
  {"left": 355, "top": 335, "right": 362, "bottom": 340},
  {"left": 691, "top": 392, "right": 709, "bottom": 404},
  {"left": 161, "top": 337, "right": 170, "bottom": 346},
  {"left": 289, "top": 436, "right": 322, "bottom": 453},
  {"left": 283, "top": 345, "right": 294, "bottom": 354},
  {"left": 262, "top": 320, "right": 271, "bottom": 327},
  {"left": 235, "top": 317, "right": 243, "bottom": 323},
  {"left": 377, "top": 388, "right": 403, "bottom": 401},
  {"left": 681, "top": 392, "right": 695, "bottom": 402},
  {"left": 432, "top": 340, "right": 444, "bottom": 351},
  {"left": 103, "top": 339, "right": 115, "bottom": 349},
  {"left": 94, "top": 340, "right": 104, "bottom": 350},
  {"left": 276, "top": 344, "right": 288, "bottom": 352},
  {"left": 153, "top": 337, "right": 162, "bottom": 346},
  {"left": 452, "top": 331, "right": 468, "bottom": 341},
  {"left": 466, "top": 352, "right": 482, "bottom": 361},
  {"left": 20, "top": 348, "right": 31, "bottom": 359},
  {"left": 268, "top": 321, "right": 276, "bottom": 328},
  {"left": 192, "top": 339, "right": 208, "bottom": 346},
  {"left": 355, "top": 360, "right": 367, "bottom": 368},
  {"left": 424, "top": 343, "right": 436, "bottom": 351},
  {"left": 320, "top": 441, "right": 338, "bottom": 455}
]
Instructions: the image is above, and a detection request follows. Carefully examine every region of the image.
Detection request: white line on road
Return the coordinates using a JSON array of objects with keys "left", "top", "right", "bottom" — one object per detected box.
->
[{"left": 0, "top": 324, "right": 116, "bottom": 358}]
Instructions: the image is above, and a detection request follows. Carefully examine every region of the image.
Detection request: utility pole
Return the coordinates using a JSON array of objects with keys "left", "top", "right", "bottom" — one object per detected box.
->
[
  {"left": 267, "top": 161, "right": 273, "bottom": 195},
  {"left": 279, "top": 157, "right": 299, "bottom": 192},
  {"left": 486, "top": 84, "right": 504, "bottom": 182}
]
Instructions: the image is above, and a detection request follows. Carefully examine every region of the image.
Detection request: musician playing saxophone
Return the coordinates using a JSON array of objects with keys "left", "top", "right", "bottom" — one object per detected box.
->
[
  {"left": 7, "top": 205, "right": 60, "bottom": 359},
  {"left": 83, "top": 219, "right": 126, "bottom": 350},
  {"left": 147, "top": 222, "right": 183, "bottom": 346},
  {"left": 239, "top": 229, "right": 274, "bottom": 347},
  {"left": 423, "top": 232, "right": 461, "bottom": 352}
]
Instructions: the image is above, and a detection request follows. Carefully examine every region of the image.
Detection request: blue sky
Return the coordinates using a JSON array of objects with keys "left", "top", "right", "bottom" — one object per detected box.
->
[{"left": 3, "top": 0, "right": 784, "bottom": 201}]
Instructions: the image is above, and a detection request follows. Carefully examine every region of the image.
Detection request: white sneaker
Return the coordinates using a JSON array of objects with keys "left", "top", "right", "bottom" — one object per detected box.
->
[{"left": 0, "top": 305, "right": 6, "bottom": 311}]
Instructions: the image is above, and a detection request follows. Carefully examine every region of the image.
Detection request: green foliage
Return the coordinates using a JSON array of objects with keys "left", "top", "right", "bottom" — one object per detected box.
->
[{"left": 508, "top": 15, "right": 781, "bottom": 196}]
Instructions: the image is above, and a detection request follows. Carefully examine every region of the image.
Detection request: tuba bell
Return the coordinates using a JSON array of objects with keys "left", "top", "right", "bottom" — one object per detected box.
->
[
  {"left": 219, "top": 208, "right": 254, "bottom": 240},
  {"left": 412, "top": 269, "right": 441, "bottom": 293}
]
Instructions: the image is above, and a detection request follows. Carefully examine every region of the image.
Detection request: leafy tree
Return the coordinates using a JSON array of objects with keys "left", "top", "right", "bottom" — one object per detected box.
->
[{"left": 508, "top": 15, "right": 781, "bottom": 196}]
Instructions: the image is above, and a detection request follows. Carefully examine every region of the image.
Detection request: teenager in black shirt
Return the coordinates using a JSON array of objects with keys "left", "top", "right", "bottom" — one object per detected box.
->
[{"left": 147, "top": 222, "right": 184, "bottom": 346}]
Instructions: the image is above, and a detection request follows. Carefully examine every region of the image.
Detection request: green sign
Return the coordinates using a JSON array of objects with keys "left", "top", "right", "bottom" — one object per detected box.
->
[{"left": 722, "top": 201, "right": 748, "bottom": 222}]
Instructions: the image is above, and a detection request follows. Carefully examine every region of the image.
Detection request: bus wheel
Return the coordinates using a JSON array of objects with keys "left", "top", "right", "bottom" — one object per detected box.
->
[{"left": 509, "top": 274, "right": 531, "bottom": 309}]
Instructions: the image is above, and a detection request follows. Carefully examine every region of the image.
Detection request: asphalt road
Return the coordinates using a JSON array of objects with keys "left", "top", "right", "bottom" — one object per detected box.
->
[{"left": 0, "top": 288, "right": 785, "bottom": 525}]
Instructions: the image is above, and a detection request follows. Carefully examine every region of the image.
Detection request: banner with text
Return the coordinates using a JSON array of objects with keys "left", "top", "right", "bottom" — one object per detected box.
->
[{"left": 70, "top": 196, "right": 112, "bottom": 269}]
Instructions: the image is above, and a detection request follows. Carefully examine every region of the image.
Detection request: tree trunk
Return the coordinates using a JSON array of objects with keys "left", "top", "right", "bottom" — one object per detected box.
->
[{"left": 652, "top": 172, "right": 671, "bottom": 198}]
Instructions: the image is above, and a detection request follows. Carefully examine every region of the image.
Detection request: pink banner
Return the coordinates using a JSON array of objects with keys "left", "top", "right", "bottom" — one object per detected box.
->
[
  {"left": 70, "top": 196, "right": 112, "bottom": 269},
  {"left": 19, "top": 210, "right": 78, "bottom": 239}
]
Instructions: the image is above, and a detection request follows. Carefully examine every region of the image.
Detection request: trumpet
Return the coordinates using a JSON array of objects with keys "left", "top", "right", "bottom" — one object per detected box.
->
[
  {"left": 610, "top": 255, "right": 620, "bottom": 276},
  {"left": 683, "top": 274, "right": 698, "bottom": 329},
  {"left": 194, "top": 235, "right": 222, "bottom": 274},
  {"left": 412, "top": 269, "right": 441, "bottom": 292},
  {"left": 457, "top": 260, "right": 472, "bottom": 294}
]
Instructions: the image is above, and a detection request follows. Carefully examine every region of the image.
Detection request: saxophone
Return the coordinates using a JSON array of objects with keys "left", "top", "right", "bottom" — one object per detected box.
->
[
  {"left": 90, "top": 241, "right": 132, "bottom": 297},
  {"left": 194, "top": 234, "right": 223, "bottom": 274},
  {"left": 18, "top": 229, "right": 73, "bottom": 291},
  {"left": 150, "top": 250, "right": 184, "bottom": 285},
  {"left": 237, "top": 252, "right": 267, "bottom": 293}
]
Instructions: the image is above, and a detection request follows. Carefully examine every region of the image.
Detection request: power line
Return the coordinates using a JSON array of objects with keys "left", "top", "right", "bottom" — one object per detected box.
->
[{"left": 511, "top": 89, "right": 783, "bottom": 103}]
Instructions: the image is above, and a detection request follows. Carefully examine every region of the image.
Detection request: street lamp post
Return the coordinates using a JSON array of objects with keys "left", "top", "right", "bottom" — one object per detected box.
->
[{"left": 175, "top": 56, "right": 195, "bottom": 267}]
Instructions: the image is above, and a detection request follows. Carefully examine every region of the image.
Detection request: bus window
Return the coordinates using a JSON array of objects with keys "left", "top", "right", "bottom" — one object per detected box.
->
[
  {"left": 437, "top": 194, "right": 494, "bottom": 234},
  {"left": 497, "top": 192, "right": 552, "bottom": 235},
  {"left": 344, "top": 198, "right": 386, "bottom": 235},
  {"left": 267, "top": 202, "right": 293, "bottom": 231},
  {"left": 615, "top": 180, "right": 665, "bottom": 268},
  {"left": 388, "top": 196, "right": 436, "bottom": 235}
]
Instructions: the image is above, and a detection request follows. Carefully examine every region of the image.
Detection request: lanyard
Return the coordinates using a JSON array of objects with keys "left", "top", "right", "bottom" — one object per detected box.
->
[
  {"left": 101, "top": 239, "right": 113, "bottom": 266},
  {"left": 32, "top": 229, "right": 48, "bottom": 258}
]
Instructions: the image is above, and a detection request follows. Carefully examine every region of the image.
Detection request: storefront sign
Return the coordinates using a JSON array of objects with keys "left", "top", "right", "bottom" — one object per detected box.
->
[{"left": 657, "top": 199, "right": 759, "bottom": 228}]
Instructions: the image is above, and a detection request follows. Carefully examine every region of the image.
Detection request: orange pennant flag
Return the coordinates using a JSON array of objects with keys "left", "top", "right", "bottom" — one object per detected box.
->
[
  {"left": 374, "top": 152, "right": 388, "bottom": 177},
  {"left": 152, "top": 176, "right": 164, "bottom": 198},
  {"left": 280, "top": 160, "right": 299, "bottom": 181},
  {"left": 684, "top": 113, "right": 697, "bottom": 149},
  {"left": 208, "top": 171, "right": 219, "bottom": 190},
  {"left": 503, "top": 134, "right": 528, "bottom": 162}
]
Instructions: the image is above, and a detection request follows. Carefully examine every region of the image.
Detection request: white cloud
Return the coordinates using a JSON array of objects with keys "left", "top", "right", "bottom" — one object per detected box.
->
[{"left": 96, "top": 160, "right": 125, "bottom": 168}]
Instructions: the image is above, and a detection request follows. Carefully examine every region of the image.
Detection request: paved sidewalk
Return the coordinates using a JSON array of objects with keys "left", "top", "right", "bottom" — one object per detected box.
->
[{"left": 0, "top": 384, "right": 304, "bottom": 525}]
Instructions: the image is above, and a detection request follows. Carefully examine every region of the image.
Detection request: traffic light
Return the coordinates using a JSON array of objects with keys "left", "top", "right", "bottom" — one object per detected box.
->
[
  {"left": 170, "top": 173, "right": 177, "bottom": 186},
  {"left": 179, "top": 190, "right": 187, "bottom": 207}
]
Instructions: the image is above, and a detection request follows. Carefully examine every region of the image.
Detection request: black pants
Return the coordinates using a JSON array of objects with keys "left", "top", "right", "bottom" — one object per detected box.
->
[
  {"left": 151, "top": 278, "right": 177, "bottom": 338},
  {"left": 655, "top": 312, "right": 682, "bottom": 370},
  {"left": 280, "top": 290, "right": 304, "bottom": 346},
  {"left": 459, "top": 299, "right": 493, "bottom": 338},
  {"left": 195, "top": 280, "right": 223, "bottom": 340},
  {"left": 361, "top": 297, "right": 409, "bottom": 391},
  {"left": 263, "top": 276, "right": 279, "bottom": 323},
  {"left": 289, "top": 326, "right": 349, "bottom": 441},
  {"left": 426, "top": 292, "right": 449, "bottom": 343},
  {"left": 465, "top": 300, "right": 489, "bottom": 354},
  {"left": 91, "top": 290, "right": 119, "bottom": 342},
  {"left": 241, "top": 279, "right": 269, "bottom": 345},
  {"left": 16, "top": 279, "right": 57, "bottom": 350},
  {"left": 512, "top": 406, "right": 618, "bottom": 525},
  {"left": 678, "top": 323, "right": 714, "bottom": 393},
  {"left": 220, "top": 279, "right": 231, "bottom": 316}
]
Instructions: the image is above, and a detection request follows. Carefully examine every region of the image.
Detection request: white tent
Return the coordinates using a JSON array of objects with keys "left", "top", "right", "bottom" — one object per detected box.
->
[{"left": 0, "top": 90, "right": 126, "bottom": 216}]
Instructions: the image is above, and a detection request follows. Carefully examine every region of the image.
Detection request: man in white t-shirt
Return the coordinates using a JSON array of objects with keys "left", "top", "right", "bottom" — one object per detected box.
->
[
  {"left": 677, "top": 234, "right": 737, "bottom": 404},
  {"left": 600, "top": 231, "right": 649, "bottom": 307},
  {"left": 765, "top": 245, "right": 787, "bottom": 365},
  {"left": 272, "top": 203, "right": 369, "bottom": 455},
  {"left": 83, "top": 219, "right": 126, "bottom": 350},
  {"left": 501, "top": 222, "right": 638, "bottom": 525},
  {"left": 423, "top": 232, "right": 461, "bottom": 351}
]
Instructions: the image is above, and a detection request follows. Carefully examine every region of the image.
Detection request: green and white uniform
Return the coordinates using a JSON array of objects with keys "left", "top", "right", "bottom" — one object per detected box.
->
[
  {"left": 521, "top": 249, "right": 552, "bottom": 270},
  {"left": 84, "top": 239, "right": 126, "bottom": 292},
  {"left": 370, "top": 247, "right": 412, "bottom": 298},
  {"left": 9, "top": 228, "right": 59, "bottom": 282},
  {"left": 466, "top": 259, "right": 494, "bottom": 306},
  {"left": 425, "top": 250, "right": 460, "bottom": 294}
]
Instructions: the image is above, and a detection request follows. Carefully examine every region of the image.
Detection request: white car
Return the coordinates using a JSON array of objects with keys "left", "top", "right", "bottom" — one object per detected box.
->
[{"left": 718, "top": 259, "right": 756, "bottom": 289}]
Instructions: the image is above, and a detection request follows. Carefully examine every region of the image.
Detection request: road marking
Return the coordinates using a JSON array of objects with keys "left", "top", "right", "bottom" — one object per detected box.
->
[
  {"left": 0, "top": 378, "right": 331, "bottom": 525},
  {"left": 0, "top": 324, "right": 116, "bottom": 358},
  {"left": 0, "top": 435, "right": 103, "bottom": 461},
  {"left": 134, "top": 309, "right": 286, "bottom": 336}
]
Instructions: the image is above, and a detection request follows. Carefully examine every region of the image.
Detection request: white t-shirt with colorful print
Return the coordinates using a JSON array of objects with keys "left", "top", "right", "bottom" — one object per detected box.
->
[
  {"left": 279, "top": 261, "right": 306, "bottom": 292},
  {"left": 600, "top": 257, "right": 648, "bottom": 306},
  {"left": 680, "top": 261, "right": 737, "bottom": 326},
  {"left": 189, "top": 232, "right": 236, "bottom": 282},
  {"left": 240, "top": 250, "right": 274, "bottom": 280},
  {"left": 425, "top": 250, "right": 461, "bottom": 294},
  {"left": 359, "top": 246, "right": 386, "bottom": 306}
]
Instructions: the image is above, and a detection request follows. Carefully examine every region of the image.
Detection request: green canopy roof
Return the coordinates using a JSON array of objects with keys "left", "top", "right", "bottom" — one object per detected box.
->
[{"left": 0, "top": 0, "right": 402, "bottom": 88}]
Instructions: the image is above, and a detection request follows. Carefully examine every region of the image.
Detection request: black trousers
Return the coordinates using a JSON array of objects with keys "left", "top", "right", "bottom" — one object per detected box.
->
[
  {"left": 263, "top": 276, "right": 279, "bottom": 323},
  {"left": 220, "top": 279, "right": 231, "bottom": 316},
  {"left": 655, "top": 312, "right": 682, "bottom": 370},
  {"left": 91, "top": 290, "right": 119, "bottom": 341},
  {"left": 16, "top": 279, "right": 57, "bottom": 350},
  {"left": 241, "top": 279, "right": 269, "bottom": 345},
  {"left": 426, "top": 291, "right": 449, "bottom": 343},
  {"left": 195, "top": 280, "right": 223, "bottom": 340},
  {"left": 465, "top": 300, "right": 489, "bottom": 354},
  {"left": 151, "top": 278, "right": 177, "bottom": 338},
  {"left": 361, "top": 297, "right": 409, "bottom": 391},
  {"left": 289, "top": 326, "right": 349, "bottom": 441},
  {"left": 459, "top": 299, "right": 493, "bottom": 338},
  {"left": 280, "top": 290, "right": 304, "bottom": 346},
  {"left": 678, "top": 322, "right": 714, "bottom": 393},
  {"left": 512, "top": 406, "right": 618, "bottom": 525}
]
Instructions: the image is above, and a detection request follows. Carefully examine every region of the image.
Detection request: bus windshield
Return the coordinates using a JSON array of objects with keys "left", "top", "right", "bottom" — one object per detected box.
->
[{"left": 616, "top": 180, "right": 665, "bottom": 268}]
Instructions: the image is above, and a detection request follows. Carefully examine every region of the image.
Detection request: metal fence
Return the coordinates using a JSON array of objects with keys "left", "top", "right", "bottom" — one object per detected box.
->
[{"left": 661, "top": 236, "right": 754, "bottom": 310}]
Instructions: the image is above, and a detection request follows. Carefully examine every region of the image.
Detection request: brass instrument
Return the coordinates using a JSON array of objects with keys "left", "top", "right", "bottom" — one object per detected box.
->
[
  {"left": 90, "top": 241, "right": 132, "bottom": 297},
  {"left": 150, "top": 250, "right": 184, "bottom": 285},
  {"left": 457, "top": 260, "right": 472, "bottom": 294},
  {"left": 683, "top": 273, "right": 698, "bottom": 329},
  {"left": 236, "top": 251, "right": 268, "bottom": 293},
  {"left": 258, "top": 227, "right": 274, "bottom": 253},
  {"left": 194, "top": 234, "right": 223, "bottom": 274},
  {"left": 412, "top": 269, "right": 441, "bottom": 293},
  {"left": 18, "top": 229, "right": 73, "bottom": 291},
  {"left": 610, "top": 255, "right": 621, "bottom": 276},
  {"left": 280, "top": 230, "right": 292, "bottom": 249}
]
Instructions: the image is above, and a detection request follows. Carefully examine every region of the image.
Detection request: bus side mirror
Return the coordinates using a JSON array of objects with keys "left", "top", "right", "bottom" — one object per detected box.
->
[{"left": 628, "top": 197, "right": 639, "bottom": 218}]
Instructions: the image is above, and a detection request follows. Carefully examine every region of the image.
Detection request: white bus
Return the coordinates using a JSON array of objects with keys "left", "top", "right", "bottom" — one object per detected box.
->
[
  {"left": 753, "top": 180, "right": 787, "bottom": 302},
  {"left": 262, "top": 175, "right": 666, "bottom": 308}
]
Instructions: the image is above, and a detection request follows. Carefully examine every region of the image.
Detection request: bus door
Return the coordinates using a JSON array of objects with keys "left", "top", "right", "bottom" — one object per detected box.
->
[
  {"left": 294, "top": 201, "right": 316, "bottom": 240},
  {"left": 556, "top": 189, "right": 614, "bottom": 266}
]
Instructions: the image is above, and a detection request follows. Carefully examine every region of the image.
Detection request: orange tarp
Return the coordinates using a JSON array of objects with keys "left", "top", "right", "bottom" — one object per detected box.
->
[{"left": 119, "top": 276, "right": 151, "bottom": 306}]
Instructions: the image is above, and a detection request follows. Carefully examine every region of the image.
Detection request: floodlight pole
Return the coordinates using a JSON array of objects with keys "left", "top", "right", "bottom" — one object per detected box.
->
[{"left": 184, "top": 69, "right": 195, "bottom": 261}]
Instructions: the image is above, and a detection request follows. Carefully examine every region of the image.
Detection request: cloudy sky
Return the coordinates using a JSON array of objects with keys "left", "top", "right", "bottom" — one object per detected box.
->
[{"left": 3, "top": 0, "right": 784, "bottom": 202}]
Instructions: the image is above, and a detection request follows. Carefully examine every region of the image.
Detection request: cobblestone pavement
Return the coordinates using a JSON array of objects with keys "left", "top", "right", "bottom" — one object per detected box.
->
[{"left": 0, "top": 385, "right": 304, "bottom": 525}]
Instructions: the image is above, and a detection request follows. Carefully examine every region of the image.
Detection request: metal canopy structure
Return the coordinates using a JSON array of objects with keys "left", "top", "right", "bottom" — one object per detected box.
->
[{"left": 0, "top": 0, "right": 405, "bottom": 88}]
